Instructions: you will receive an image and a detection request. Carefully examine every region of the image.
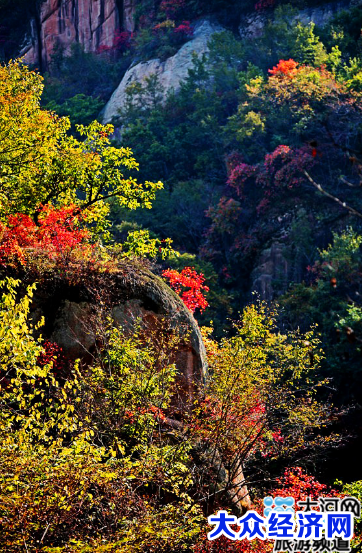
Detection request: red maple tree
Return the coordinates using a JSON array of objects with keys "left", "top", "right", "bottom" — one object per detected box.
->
[
  {"left": 162, "top": 267, "right": 209, "bottom": 313},
  {"left": 0, "top": 204, "right": 91, "bottom": 266}
]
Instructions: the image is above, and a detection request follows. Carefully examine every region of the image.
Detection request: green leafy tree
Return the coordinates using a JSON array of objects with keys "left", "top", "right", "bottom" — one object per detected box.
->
[
  {"left": 45, "top": 93, "right": 104, "bottom": 126},
  {"left": 0, "top": 60, "right": 163, "bottom": 235},
  {"left": 281, "top": 228, "right": 362, "bottom": 403},
  {"left": 290, "top": 22, "right": 328, "bottom": 66}
]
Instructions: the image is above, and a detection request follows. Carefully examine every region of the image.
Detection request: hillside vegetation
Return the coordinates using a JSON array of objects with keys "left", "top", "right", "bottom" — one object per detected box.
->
[{"left": 1, "top": 0, "right": 362, "bottom": 551}]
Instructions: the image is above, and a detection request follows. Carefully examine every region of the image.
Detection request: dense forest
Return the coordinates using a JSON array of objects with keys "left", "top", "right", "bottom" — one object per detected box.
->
[{"left": 1, "top": 0, "right": 362, "bottom": 551}]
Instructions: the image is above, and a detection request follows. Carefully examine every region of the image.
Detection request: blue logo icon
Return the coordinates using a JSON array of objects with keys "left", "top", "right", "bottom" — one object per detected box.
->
[{"left": 263, "top": 496, "right": 295, "bottom": 517}]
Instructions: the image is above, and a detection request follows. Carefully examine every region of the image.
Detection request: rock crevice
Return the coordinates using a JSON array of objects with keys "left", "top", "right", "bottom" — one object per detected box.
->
[{"left": 21, "top": 0, "right": 137, "bottom": 69}]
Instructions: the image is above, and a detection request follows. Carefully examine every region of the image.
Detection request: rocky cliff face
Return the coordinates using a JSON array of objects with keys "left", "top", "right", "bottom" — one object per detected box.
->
[
  {"left": 102, "top": 19, "right": 224, "bottom": 124},
  {"left": 250, "top": 242, "right": 290, "bottom": 301},
  {"left": 22, "top": 0, "right": 137, "bottom": 70},
  {"left": 239, "top": 0, "right": 351, "bottom": 39}
]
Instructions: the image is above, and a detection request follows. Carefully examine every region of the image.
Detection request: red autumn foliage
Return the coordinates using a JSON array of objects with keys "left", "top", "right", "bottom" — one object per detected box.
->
[
  {"left": 37, "top": 341, "right": 72, "bottom": 379},
  {"left": 227, "top": 162, "right": 255, "bottom": 198},
  {"left": 227, "top": 145, "right": 314, "bottom": 216},
  {"left": 190, "top": 390, "right": 268, "bottom": 458},
  {"left": 257, "top": 146, "right": 315, "bottom": 213},
  {"left": 174, "top": 21, "right": 193, "bottom": 37},
  {"left": 194, "top": 467, "right": 340, "bottom": 553},
  {"left": 113, "top": 30, "right": 133, "bottom": 52},
  {"left": 162, "top": 267, "right": 209, "bottom": 313},
  {"left": 96, "top": 44, "right": 112, "bottom": 54},
  {"left": 226, "top": 144, "right": 315, "bottom": 216},
  {"left": 206, "top": 197, "right": 242, "bottom": 235},
  {"left": 194, "top": 535, "right": 272, "bottom": 552},
  {"left": 124, "top": 404, "right": 168, "bottom": 425},
  {"left": 0, "top": 204, "right": 91, "bottom": 266},
  {"left": 139, "top": 404, "right": 168, "bottom": 423},
  {"left": 262, "top": 145, "right": 314, "bottom": 185},
  {"left": 272, "top": 466, "right": 339, "bottom": 502},
  {"left": 264, "top": 144, "right": 291, "bottom": 166},
  {"left": 96, "top": 31, "right": 133, "bottom": 55},
  {"left": 269, "top": 59, "right": 299, "bottom": 77}
]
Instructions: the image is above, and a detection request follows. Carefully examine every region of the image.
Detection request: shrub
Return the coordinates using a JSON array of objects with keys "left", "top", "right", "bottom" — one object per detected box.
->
[{"left": 162, "top": 266, "right": 209, "bottom": 312}]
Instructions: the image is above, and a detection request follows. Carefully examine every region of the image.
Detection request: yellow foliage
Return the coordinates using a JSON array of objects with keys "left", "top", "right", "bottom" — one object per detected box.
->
[{"left": 0, "top": 61, "right": 163, "bottom": 235}]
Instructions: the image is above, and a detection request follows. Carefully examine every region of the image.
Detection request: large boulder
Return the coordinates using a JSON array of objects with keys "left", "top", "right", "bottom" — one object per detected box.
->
[
  {"left": 28, "top": 261, "right": 208, "bottom": 401},
  {"left": 102, "top": 19, "right": 225, "bottom": 124}
]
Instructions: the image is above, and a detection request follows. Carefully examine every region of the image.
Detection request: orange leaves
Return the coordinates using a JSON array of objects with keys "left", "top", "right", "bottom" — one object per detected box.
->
[
  {"left": 162, "top": 267, "right": 209, "bottom": 313},
  {"left": 269, "top": 59, "right": 299, "bottom": 77},
  {"left": 139, "top": 404, "right": 168, "bottom": 423}
]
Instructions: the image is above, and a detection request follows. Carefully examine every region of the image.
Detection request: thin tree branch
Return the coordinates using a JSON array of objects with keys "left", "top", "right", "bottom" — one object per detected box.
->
[{"left": 304, "top": 171, "right": 362, "bottom": 219}]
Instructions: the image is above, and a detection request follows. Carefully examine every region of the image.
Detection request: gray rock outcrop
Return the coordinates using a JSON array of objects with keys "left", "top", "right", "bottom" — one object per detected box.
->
[
  {"left": 251, "top": 241, "right": 289, "bottom": 301},
  {"left": 239, "top": 0, "right": 352, "bottom": 39},
  {"left": 102, "top": 19, "right": 224, "bottom": 124}
]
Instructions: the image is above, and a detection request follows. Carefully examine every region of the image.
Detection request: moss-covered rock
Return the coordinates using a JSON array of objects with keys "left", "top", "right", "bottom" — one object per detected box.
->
[{"left": 23, "top": 260, "right": 208, "bottom": 399}]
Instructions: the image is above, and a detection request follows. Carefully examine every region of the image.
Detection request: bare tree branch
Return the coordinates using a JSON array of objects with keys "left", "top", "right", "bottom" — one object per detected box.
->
[{"left": 304, "top": 171, "right": 362, "bottom": 219}]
